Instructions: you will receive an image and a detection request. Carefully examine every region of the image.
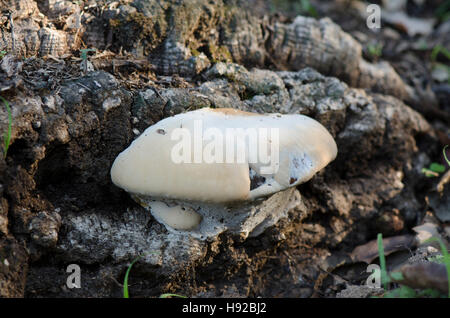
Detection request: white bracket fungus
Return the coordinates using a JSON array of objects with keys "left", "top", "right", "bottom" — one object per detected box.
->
[{"left": 111, "top": 108, "right": 337, "bottom": 236}]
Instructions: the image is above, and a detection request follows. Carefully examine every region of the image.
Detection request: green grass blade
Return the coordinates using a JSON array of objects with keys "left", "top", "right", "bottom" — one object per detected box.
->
[
  {"left": 123, "top": 252, "right": 159, "bottom": 298},
  {"left": 444, "top": 145, "right": 450, "bottom": 167},
  {"left": 300, "top": 0, "right": 318, "bottom": 18},
  {"left": 386, "top": 286, "right": 416, "bottom": 298},
  {"left": 431, "top": 44, "right": 450, "bottom": 62},
  {"left": 377, "top": 233, "right": 388, "bottom": 290},
  {"left": 0, "top": 96, "right": 12, "bottom": 159},
  {"left": 123, "top": 252, "right": 185, "bottom": 298},
  {"left": 123, "top": 255, "right": 144, "bottom": 298}
]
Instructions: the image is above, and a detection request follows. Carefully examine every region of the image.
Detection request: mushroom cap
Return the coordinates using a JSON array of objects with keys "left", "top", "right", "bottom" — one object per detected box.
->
[{"left": 111, "top": 108, "right": 337, "bottom": 203}]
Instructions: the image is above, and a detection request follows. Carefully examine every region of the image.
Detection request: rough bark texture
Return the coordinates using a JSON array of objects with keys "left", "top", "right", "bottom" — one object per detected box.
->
[
  {"left": 0, "top": 0, "right": 444, "bottom": 297},
  {"left": 2, "top": 0, "right": 419, "bottom": 103}
]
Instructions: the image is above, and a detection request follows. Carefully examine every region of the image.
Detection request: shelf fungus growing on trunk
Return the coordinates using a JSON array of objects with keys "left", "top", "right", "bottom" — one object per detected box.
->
[{"left": 111, "top": 108, "right": 337, "bottom": 238}]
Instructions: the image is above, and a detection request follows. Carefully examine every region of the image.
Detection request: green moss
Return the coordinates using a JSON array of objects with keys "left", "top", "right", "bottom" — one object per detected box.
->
[
  {"left": 0, "top": 96, "right": 12, "bottom": 159},
  {"left": 125, "top": 12, "right": 155, "bottom": 37},
  {"left": 191, "top": 48, "right": 201, "bottom": 57},
  {"left": 209, "top": 44, "right": 233, "bottom": 63},
  {"left": 122, "top": 11, "right": 168, "bottom": 51}
]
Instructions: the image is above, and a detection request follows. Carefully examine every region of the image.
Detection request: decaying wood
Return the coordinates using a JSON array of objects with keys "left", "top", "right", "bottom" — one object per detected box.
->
[
  {"left": 0, "top": 0, "right": 445, "bottom": 298},
  {"left": 264, "top": 16, "right": 414, "bottom": 103},
  {"left": 0, "top": 0, "right": 82, "bottom": 57},
  {"left": 0, "top": 0, "right": 423, "bottom": 106}
]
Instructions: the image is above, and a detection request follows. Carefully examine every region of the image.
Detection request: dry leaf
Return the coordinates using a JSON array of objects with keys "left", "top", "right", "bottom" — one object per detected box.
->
[
  {"left": 382, "top": 11, "right": 435, "bottom": 37},
  {"left": 393, "top": 262, "right": 449, "bottom": 294},
  {"left": 350, "top": 235, "right": 416, "bottom": 264}
]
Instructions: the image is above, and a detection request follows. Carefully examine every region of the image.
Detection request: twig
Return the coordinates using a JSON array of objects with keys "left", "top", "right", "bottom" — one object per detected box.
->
[
  {"left": 9, "top": 11, "right": 15, "bottom": 54},
  {"left": 151, "top": 87, "right": 167, "bottom": 103},
  {"left": 77, "top": 82, "right": 92, "bottom": 92}
]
